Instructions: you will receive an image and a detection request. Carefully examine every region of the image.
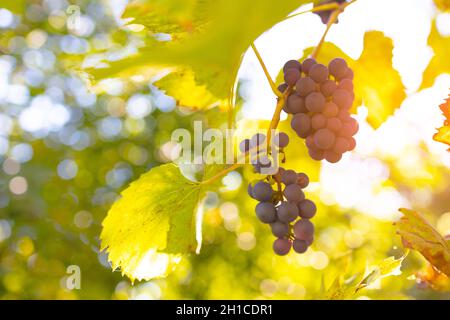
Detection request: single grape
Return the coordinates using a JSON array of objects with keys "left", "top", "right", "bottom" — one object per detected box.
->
[
  {"left": 347, "top": 137, "right": 356, "bottom": 151},
  {"left": 311, "top": 113, "right": 327, "bottom": 130},
  {"left": 292, "top": 239, "right": 308, "bottom": 254},
  {"left": 332, "top": 89, "right": 353, "bottom": 109},
  {"left": 314, "top": 128, "right": 335, "bottom": 150},
  {"left": 341, "top": 68, "right": 354, "bottom": 80},
  {"left": 324, "top": 150, "right": 342, "bottom": 163},
  {"left": 278, "top": 83, "right": 288, "bottom": 93},
  {"left": 296, "top": 77, "right": 315, "bottom": 97},
  {"left": 329, "top": 58, "right": 348, "bottom": 79},
  {"left": 338, "top": 78, "right": 353, "bottom": 92},
  {"left": 296, "top": 173, "right": 309, "bottom": 188},
  {"left": 320, "top": 79, "right": 338, "bottom": 97},
  {"left": 284, "top": 68, "right": 301, "bottom": 86},
  {"left": 302, "top": 58, "right": 317, "bottom": 74},
  {"left": 249, "top": 133, "right": 266, "bottom": 148},
  {"left": 283, "top": 184, "right": 305, "bottom": 203},
  {"left": 305, "top": 236, "right": 314, "bottom": 246},
  {"left": 322, "top": 101, "right": 339, "bottom": 117},
  {"left": 277, "top": 201, "right": 299, "bottom": 223},
  {"left": 281, "top": 169, "right": 298, "bottom": 185},
  {"left": 283, "top": 60, "right": 302, "bottom": 73},
  {"left": 298, "top": 199, "right": 317, "bottom": 219},
  {"left": 333, "top": 136, "right": 350, "bottom": 153},
  {"left": 285, "top": 94, "right": 307, "bottom": 114},
  {"left": 274, "top": 132, "right": 289, "bottom": 148},
  {"left": 338, "top": 122, "right": 355, "bottom": 137},
  {"left": 326, "top": 117, "right": 342, "bottom": 132},
  {"left": 308, "top": 146, "right": 325, "bottom": 161},
  {"left": 252, "top": 181, "right": 273, "bottom": 202},
  {"left": 346, "top": 117, "right": 359, "bottom": 135},
  {"left": 273, "top": 238, "right": 292, "bottom": 256},
  {"left": 309, "top": 63, "right": 329, "bottom": 83},
  {"left": 239, "top": 139, "right": 250, "bottom": 153},
  {"left": 293, "top": 219, "right": 315, "bottom": 240},
  {"left": 305, "top": 92, "right": 326, "bottom": 113},
  {"left": 291, "top": 113, "right": 311, "bottom": 138},
  {"left": 256, "top": 202, "right": 277, "bottom": 223},
  {"left": 338, "top": 109, "right": 351, "bottom": 122},
  {"left": 271, "top": 221, "right": 290, "bottom": 238}
]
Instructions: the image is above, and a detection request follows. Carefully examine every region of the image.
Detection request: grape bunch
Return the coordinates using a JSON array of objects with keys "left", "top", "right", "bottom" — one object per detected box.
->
[
  {"left": 248, "top": 168, "right": 316, "bottom": 255},
  {"left": 313, "top": 0, "right": 347, "bottom": 24},
  {"left": 279, "top": 57, "right": 358, "bottom": 163}
]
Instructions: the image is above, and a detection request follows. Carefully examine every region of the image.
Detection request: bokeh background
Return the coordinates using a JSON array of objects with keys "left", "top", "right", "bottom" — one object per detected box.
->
[{"left": 0, "top": 0, "right": 450, "bottom": 299}]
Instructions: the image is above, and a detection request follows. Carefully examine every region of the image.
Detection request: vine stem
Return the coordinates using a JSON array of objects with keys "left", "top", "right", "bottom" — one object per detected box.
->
[
  {"left": 283, "top": 2, "right": 340, "bottom": 21},
  {"left": 200, "top": 163, "right": 244, "bottom": 185},
  {"left": 311, "top": 0, "right": 357, "bottom": 59},
  {"left": 266, "top": 87, "right": 293, "bottom": 149},
  {"left": 251, "top": 43, "right": 283, "bottom": 98}
]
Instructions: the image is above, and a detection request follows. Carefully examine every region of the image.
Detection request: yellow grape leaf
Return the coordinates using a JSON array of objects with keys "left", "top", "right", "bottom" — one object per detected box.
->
[
  {"left": 434, "top": 0, "right": 450, "bottom": 13},
  {"left": 396, "top": 208, "right": 450, "bottom": 276},
  {"left": 86, "top": 0, "right": 313, "bottom": 108},
  {"left": 293, "top": 31, "right": 406, "bottom": 129},
  {"left": 324, "top": 255, "right": 406, "bottom": 299},
  {"left": 101, "top": 163, "right": 203, "bottom": 281},
  {"left": 433, "top": 94, "right": 450, "bottom": 151},
  {"left": 421, "top": 21, "right": 450, "bottom": 89}
]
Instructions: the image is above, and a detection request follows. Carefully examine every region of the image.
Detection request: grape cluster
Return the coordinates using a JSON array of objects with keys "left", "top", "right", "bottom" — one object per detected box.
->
[
  {"left": 279, "top": 57, "right": 358, "bottom": 163},
  {"left": 313, "top": 0, "right": 347, "bottom": 24},
  {"left": 248, "top": 168, "right": 316, "bottom": 255}
]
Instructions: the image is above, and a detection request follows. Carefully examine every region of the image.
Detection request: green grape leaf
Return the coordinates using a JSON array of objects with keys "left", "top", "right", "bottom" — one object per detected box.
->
[
  {"left": 101, "top": 163, "right": 204, "bottom": 281},
  {"left": 292, "top": 31, "right": 405, "bottom": 129},
  {"left": 396, "top": 208, "right": 450, "bottom": 276},
  {"left": 421, "top": 21, "right": 450, "bottom": 90},
  {"left": 86, "top": 0, "right": 313, "bottom": 109}
]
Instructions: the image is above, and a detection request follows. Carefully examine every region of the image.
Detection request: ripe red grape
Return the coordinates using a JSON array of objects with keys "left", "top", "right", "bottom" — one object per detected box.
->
[
  {"left": 296, "top": 77, "right": 315, "bottom": 97},
  {"left": 284, "top": 68, "right": 301, "bottom": 86},
  {"left": 281, "top": 169, "right": 298, "bottom": 185},
  {"left": 326, "top": 117, "right": 342, "bottom": 132},
  {"left": 305, "top": 92, "right": 326, "bottom": 112},
  {"left": 273, "top": 238, "right": 291, "bottom": 255},
  {"left": 311, "top": 113, "right": 327, "bottom": 130},
  {"left": 271, "top": 221, "right": 290, "bottom": 238},
  {"left": 320, "top": 79, "right": 337, "bottom": 97},
  {"left": 314, "top": 128, "right": 335, "bottom": 150},
  {"left": 302, "top": 58, "right": 317, "bottom": 74},
  {"left": 283, "top": 184, "right": 305, "bottom": 202},
  {"left": 296, "top": 173, "right": 309, "bottom": 188},
  {"left": 256, "top": 202, "right": 277, "bottom": 223},
  {"left": 309, "top": 63, "right": 329, "bottom": 83},
  {"left": 283, "top": 60, "right": 302, "bottom": 73},
  {"left": 293, "top": 219, "right": 314, "bottom": 240},
  {"left": 274, "top": 132, "right": 289, "bottom": 148},
  {"left": 298, "top": 199, "right": 317, "bottom": 219},
  {"left": 292, "top": 239, "right": 308, "bottom": 253},
  {"left": 322, "top": 101, "right": 339, "bottom": 117},
  {"left": 252, "top": 181, "right": 273, "bottom": 202},
  {"left": 277, "top": 201, "right": 299, "bottom": 223},
  {"left": 329, "top": 58, "right": 348, "bottom": 79}
]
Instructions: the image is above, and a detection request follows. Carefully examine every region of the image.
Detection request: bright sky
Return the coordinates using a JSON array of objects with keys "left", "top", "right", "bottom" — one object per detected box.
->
[{"left": 239, "top": 0, "right": 450, "bottom": 220}]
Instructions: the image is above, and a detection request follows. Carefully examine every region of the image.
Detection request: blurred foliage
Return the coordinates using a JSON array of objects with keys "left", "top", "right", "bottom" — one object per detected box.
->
[
  {"left": 433, "top": 94, "right": 450, "bottom": 150},
  {"left": 0, "top": 0, "right": 449, "bottom": 301}
]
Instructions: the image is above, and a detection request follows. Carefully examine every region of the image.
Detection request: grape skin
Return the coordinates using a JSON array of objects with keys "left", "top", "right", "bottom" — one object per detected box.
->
[
  {"left": 321, "top": 79, "right": 337, "bottom": 97},
  {"left": 283, "top": 60, "right": 302, "bottom": 73},
  {"left": 311, "top": 113, "right": 327, "bottom": 130},
  {"left": 302, "top": 58, "right": 317, "bottom": 74},
  {"left": 309, "top": 63, "right": 329, "bottom": 83},
  {"left": 283, "top": 184, "right": 305, "bottom": 203},
  {"left": 281, "top": 169, "right": 298, "bottom": 185},
  {"left": 314, "top": 128, "right": 335, "bottom": 150},
  {"left": 252, "top": 181, "right": 273, "bottom": 202},
  {"left": 239, "top": 139, "right": 250, "bottom": 153},
  {"left": 274, "top": 132, "right": 289, "bottom": 148},
  {"left": 273, "top": 238, "right": 291, "bottom": 255},
  {"left": 293, "top": 219, "right": 315, "bottom": 240},
  {"left": 278, "top": 83, "right": 288, "bottom": 93},
  {"left": 247, "top": 183, "right": 254, "bottom": 198},
  {"left": 293, "top": 239, "right": 308, "bottom": 254},
  {"left": 285, "top": 94, "right": 307, "bottom": 114},
  {"left": 284, "top": 68, "right": 301, "bottom": 86},
  {"left": 256, "top": 202, "right": 277, "bottom": 223},
  {"left": 333, "top": 137, "right": 350, "bottom": 153},
  {"left": 271, "top": 221, "right": 289, "bottom": 238},
  {"left": 250, "top": 133, "right": 266, "bottom": 148},
  {"left": 338, "top": 78, "right": 353, "bottom": 91},
  {"left": 347, "top": 137, "right": 356, "bottom": 151},
  {"left": 324, "top": 150, "right": 342, "bottom": 163},
  {"left": 308, "top": 147, "right": 325, "bottom": 161},
  {"left": 298, "top": 199, "right": 317, "bottom": 219},
  {"left": 296, "top": 77, "right": 315, "bottom": 97},
  {"left": 291, "top": 113, "right": 311, "bottom": 138},
  {"left": 322, "top": 102, "right": 339, "bottom": 117},
  {"left": 305, "top": 92, "right": 326, "bottom": 113},
  {"left": 277, "top": 201, "right": 299, "bottom": 223},
  {"left": 296, "top": 173, "right": 309, "bottom": 188},
  {"left": 332, "top": 89, "right": 353, "bottom": 109},
  {"left": 329, "top": 58, "right": 348, "bottom": 79},
  {"left": 326, "top": 117, "right": 342, "bottom": 132}
]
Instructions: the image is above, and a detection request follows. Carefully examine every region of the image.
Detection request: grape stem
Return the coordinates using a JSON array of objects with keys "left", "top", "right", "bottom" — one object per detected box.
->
[
  {"left": 283, "top": 2, "right": 340, "bottom": 21},
  {"left": 311, "top": 0, "right": 357, "bottom": 59},
  {"left": 266, "top": 86, "right": 293, "bottom": 149},
  {"left": 251, "top": 43, "right": 283, "bottom": 98}
]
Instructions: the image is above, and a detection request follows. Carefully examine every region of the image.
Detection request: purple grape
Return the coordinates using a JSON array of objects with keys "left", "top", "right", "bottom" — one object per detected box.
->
[
  {"left": 291, "top": 113, "right": 311, "bottom": 138},
  {"left": 329, "top": 58, "right": 348, "bottom": 79},
  {"left": 324, "top": 150, "right": 342, "bottom": 163},
  {"left": 293, "top": 239, "right": 308, "bottom": 254},
  {"left": 277, "top": 201, "right": 299, "bottom": 223},
  {"left": 302, "top": 58, "right": 317, "bottom": 74},
  {"left": 274, "top": 132, "right": 289, "bottom": 148},
  {"left": 308, "top": 146, "right": 325, "bottom": 161},
  {"left": 309, "top": 63, "right": 329, "bottom": 83},
  {"left": 284, "top": 68, "right": 301, "bottom": 86},
  {"left": 296, "top": 77, "right": 315, "bottom": 97},
  {"left": 283, "top": 60, "right": 302, "bottom": 73},
  {"left": 273, "top": 238, "right": 292, "bottom": 255},
  {"left": 293, "top": 219, "right": 315, "bottom": 240},
  {"left": 305, "top": 92, "right": 326, "bottom": 113},
  {"left": 285, "top": 94, "right": 307, "bottom": 114},
  {"left": 252, "top": 181, "right": 273, "bottom": 202},
  {"left": 278, "top": 83, "right": 288, "bottom": 93},
  {"left": 296, "top": 173, "right": 309, "bottom": 188},
  {"left": 256, "top": 202, "right": 277, "bottom": 223},
  {"left": 271, "top": 221, "right": 290, "bottom": 238},
  {"left": 281, "top": 169, "right": 298, "bottom": 185},
  {"left": 321, "top": 79, "right": 337, "bottom": 97},
  {"left": 247, "top": 183, "right": 254, "bottom": 198},
  {"left": 314, "top": 128, "right": 335, "bottom": 150},
  {"left": 250, "top": 133, "right": 266, "bottom": 148},
  {"left": 283, "top": 184, "right": 305, "bottom": 203},
  {"left": 298, "top": 199, "right": 317, "bottom": 219}
]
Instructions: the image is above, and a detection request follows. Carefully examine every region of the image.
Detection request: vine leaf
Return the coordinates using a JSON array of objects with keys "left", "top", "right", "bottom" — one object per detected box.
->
[
  {"left": 433, "top": 94, "right": 450, "bottom": 151},
  {"left": 433, "top": 0, "right": 450, "bottom": 12},
  {"left": 355, "top": 255, "right": 405, "bottom": 292},
  {"left": 297, "top": 31, "right": 406, "bottom": 129},
  {"left": 86, "top": 0, "right": 312, "bottom": 109},
  {"left": 396, "top": 208, "right": 450, "bottom": 276},
  {"left": 421, "top": 21, "right": 450, "bottom": 90},
  {"left": 101, "top": 163, "right": 204, "bottom": 281}
]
